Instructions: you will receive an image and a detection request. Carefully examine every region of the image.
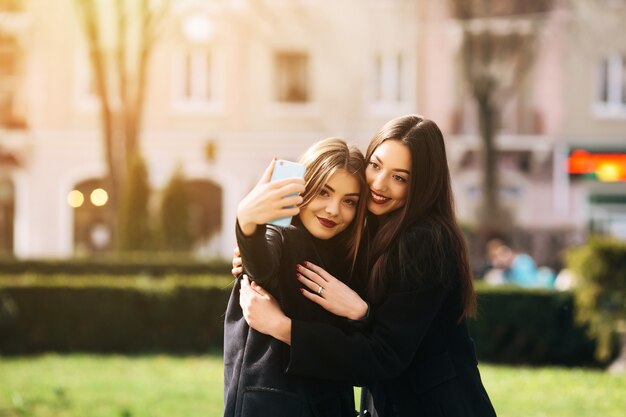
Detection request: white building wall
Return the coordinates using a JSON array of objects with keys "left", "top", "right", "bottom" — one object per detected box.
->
[{"left": 7, "top": 0, "right": 616, "bottom": 258}]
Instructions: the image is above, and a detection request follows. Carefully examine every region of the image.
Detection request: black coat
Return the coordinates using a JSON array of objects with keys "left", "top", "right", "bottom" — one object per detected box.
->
[
  {"left": 285, "top": 223, "right": 497, "bottom": 417},
  {"left": 223, "top": 218, "right": 357, "bottom": 417}
]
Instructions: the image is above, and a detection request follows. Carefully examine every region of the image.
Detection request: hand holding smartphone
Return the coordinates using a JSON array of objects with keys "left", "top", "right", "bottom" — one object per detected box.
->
[{"left": 268, "top": 160, "right": 306, "bottom": 227}]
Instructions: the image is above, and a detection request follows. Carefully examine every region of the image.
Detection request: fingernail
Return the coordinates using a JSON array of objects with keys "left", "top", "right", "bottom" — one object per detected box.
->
[
  {"left": 295, "top": 264, "right": 300, "bottom": 271},
  {"left": 296, "top": 272, "right": 301, "bottom": 278},
  {"left": 299, "top": 288, "right": 304, "bottom": 294},
  {"left": 303, "top": 261, "right": 308, "bottom": 266}
]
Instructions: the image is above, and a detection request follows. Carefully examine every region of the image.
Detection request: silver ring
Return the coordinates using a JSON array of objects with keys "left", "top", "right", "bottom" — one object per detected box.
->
[{"left": 317, "top": 286, "right": 324, "bottom": 296}]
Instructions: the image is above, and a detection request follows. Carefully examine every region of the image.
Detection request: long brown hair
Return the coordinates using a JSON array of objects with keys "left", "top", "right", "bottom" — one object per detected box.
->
[
  {"left": 365, "top": 115, "right": 476, "bottom": 319},
  {"left": 298, "top": 138, "right": 368, "bottom": 273}
]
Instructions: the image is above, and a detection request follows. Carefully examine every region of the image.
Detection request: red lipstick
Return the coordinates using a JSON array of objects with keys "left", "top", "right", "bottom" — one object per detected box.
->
[{"left": 317, "top": 217, "right": 337, "bottom": 228}]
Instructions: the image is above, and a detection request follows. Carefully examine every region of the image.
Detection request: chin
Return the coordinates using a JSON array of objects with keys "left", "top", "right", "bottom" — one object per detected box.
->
[
  {"left": 367, "top": 202, "right": 387, "bottom": 216},
  {"left": 312, "top": 226, "right": 342, "bottom": 240}
]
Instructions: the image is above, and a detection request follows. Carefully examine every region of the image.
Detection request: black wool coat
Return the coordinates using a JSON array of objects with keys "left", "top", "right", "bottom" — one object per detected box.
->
[
  {"left": 285, "top": 223, "right": 498, "bottom": 417},
  {"left": 223, "top": 218, "right": 357, "bottom": 417}
]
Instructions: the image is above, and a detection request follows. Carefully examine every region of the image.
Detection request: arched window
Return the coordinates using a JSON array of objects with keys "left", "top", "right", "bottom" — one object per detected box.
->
[
  {"left": 186, "top": 179, "right": 222, "bottom": 246},
  {"left": 70, "top": 178, "right": 112, "bottom": 254}
]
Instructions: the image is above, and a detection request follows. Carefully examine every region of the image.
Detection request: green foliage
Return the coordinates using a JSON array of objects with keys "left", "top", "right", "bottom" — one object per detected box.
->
[
  {"left": 0, "top": 276, "right": 600, "bottom": 364},
  {"left": 0, "top": 275, "right": 232, "bottom": 354},
  {"left": 0, "top": 354, "right": 224, "bottom": 417},
  {"left": 117, "top": 156, "right": 152, "bottom": 252},
  {"left": 469, "top": 284, "right": 596, "bottom": 365},
  {"left": 158, "top": 166, "right": 193, "bottom": 251},
  {"left": 567, "top": 237, "right": 626, "bottom": 360},
  {"left": 0, "top": 256, "right": 231, "bottom": 276},
  {"left": 2, "top": 355, "right": 626, "bottom": 417},
  {"left": 0, "top": 290, "right": 17, "bottom": 336}
]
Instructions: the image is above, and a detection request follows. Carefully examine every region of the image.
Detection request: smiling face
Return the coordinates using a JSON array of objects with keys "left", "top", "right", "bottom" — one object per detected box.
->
[
  {"left": 298, "top": 169, "right": 361, "bottom": 240},
  {"left": 365, "top": 139, "right": 411, "bottom": 216}
]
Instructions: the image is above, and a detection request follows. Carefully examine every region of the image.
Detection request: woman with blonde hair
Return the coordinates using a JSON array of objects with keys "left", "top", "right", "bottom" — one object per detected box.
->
[{"left": 223, "top": 138, "right": 368, "bottom": 417}]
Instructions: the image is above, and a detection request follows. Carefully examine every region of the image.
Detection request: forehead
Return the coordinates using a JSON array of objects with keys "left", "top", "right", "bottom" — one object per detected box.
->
[
  {"left": 373, "top": 140, "right": 411, "bottom": 170},
  {"left": 325, "top": 169, "right": 360, "bottom": 194}
]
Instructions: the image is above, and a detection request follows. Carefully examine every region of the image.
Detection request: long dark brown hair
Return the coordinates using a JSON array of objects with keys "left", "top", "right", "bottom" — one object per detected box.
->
[{"left": 364, "top": 115, "right": 476, "bottom": 319}]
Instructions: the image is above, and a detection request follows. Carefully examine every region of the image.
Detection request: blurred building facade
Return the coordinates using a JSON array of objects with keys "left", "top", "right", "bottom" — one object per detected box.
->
[{"left": 0, "top": 0, "right": 624, "bottom": 259}]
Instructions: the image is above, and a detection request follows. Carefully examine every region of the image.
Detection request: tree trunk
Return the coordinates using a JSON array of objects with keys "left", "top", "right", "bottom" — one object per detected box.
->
[
  {"left": 77, "top": 0, "right": 119, "bottom": 236},
  {"left": 477, "top": 96, "right": 508, "bottom": 237}
]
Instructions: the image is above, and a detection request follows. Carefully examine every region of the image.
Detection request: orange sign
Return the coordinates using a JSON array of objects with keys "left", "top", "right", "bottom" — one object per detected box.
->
[{"left": 567, "top": 150, "right": 626, "bottom": 182}]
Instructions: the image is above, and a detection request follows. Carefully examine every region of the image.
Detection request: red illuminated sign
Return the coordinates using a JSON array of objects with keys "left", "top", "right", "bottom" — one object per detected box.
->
[{"left": 567, "top": 150, "right": 626, "bottom": 182}]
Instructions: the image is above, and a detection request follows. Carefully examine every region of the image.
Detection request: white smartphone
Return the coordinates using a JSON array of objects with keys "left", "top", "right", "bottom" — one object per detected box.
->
[{"left": 268, "top": 160, "right": 306, "bottom": 227}]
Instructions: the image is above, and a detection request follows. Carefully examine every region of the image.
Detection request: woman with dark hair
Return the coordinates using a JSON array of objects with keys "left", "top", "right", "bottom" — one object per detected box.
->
[{"left": 237, "top": 115, "right": 497, "bottom": 417}]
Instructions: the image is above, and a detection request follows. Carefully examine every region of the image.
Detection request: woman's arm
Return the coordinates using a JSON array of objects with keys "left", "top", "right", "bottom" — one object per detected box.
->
[
  {"left": 287, "top": 283, "right": 448, "bottom": 384},
  {"left": 239, "top": 275, "right": 292, "bottom": 344},
  {"left": 234, "top": 159, "right": 305, "bottom": 285},
  {"left": 238, "top": 268, "right": 448, "bottom": 384},
  {"left": 285, "top": 227, "right": 452, "bottom": 384},
  {"left": 236, "top": 158, "right": 305, "bottom": 236}
]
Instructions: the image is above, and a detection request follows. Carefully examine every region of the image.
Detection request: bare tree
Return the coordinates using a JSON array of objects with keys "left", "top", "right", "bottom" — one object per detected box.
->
[
  {"left": 449, "top": 0, "right": 553, "bottom": 237},
  {"left": 74, "top": 0, "right": 170, "bottom": 248}
]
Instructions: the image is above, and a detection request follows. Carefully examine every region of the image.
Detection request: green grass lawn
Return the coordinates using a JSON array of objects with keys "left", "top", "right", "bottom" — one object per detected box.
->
[{"left": 1, "top": 354, "right": 625, "bottom": 417}]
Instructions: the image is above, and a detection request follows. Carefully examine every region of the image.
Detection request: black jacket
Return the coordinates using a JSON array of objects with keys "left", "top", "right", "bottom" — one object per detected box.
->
[
  {"left": 285, "top": 223, "right": 497, "bottom": 417},
  {"left": 223, "top": 218, "right": 357, "bottom": 417}
]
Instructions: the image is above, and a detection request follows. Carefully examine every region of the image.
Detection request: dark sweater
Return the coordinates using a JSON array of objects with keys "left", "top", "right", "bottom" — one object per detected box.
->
[
  {"left": 223, "top": 218, "right": 357, "bottom": 417},
  {"left": 285, "top": 223, "right": 497, "bottom": 417}
]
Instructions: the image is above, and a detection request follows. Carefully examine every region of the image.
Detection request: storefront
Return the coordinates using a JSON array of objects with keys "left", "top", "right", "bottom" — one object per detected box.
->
[{"left": 567, "top": 148, "right": 626, "bottom": 239}]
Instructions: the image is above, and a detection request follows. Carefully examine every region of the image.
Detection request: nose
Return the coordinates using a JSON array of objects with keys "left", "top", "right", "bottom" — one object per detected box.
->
[
  {"left": 370, "top": 171, "right": 387, "bottom": 192},
  {"left": 325, "top": 198, "right": 340, "bottom": 217}
]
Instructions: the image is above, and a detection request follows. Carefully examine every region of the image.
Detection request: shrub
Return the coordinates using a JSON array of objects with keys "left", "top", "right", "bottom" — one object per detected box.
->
[
  {"left": 0, "top": 275, "right": 232, "bottom": 354},
  {"left": 158, "top": 166, "right": 193, "bottom": 251},
  {"left": 566, "top": 237, "right": 626, "bottom": 361},
  {"left": 0, "top": 275, "right": 601, "bottom": 364},
  {"left": 0, "top": 256, "right": 231, "bottom": 276},
  {"left": 117, "top": 155, "right": 152, "bottom": 251},
  {"left": 469, "top": 284, "right": 596, "bottom": 365}
]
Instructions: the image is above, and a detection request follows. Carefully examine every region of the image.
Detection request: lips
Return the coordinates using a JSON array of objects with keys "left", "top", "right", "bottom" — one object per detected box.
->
[
  {"left": 317, "top": 217, "right": 337, "bottom": 228},
  {"left": 369, "top": 190, "right": 390, "bottom": 205}
]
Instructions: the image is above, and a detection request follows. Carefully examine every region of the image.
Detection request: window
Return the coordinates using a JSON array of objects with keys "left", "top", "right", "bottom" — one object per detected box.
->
[
  {"left": 0, "top": 33, "right": 23, "bottom": 127},
  {"left": 179, "top": 48, "right": 212, "bottom": 103},
  {"left": 371, "top": 52, "right": 405, "bottom": 104},
  {"left": 74, "top": 46, "right": 99, "bottom": 111},
  {"left": 595, "top": 53, "right": 626, "bottom": 117},
  {"left": 275, "top": 52, "right": 309, "bottom": 103}
]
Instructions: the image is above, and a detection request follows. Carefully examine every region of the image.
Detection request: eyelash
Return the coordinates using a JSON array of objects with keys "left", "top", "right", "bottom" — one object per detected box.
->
[
  {"left": 370, "top": 161, "right": 407, "bottom": 183},
  {"left": 319, "top": 189, "right": 357, "bottom": 207}
]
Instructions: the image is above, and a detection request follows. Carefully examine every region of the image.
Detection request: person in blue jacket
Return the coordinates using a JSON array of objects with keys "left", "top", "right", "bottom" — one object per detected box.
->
[{"left": 237, "top": 115, "right": 497, "bottom": 417}]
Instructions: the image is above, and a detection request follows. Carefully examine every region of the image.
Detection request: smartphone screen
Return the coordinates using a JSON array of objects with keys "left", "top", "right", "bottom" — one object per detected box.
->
[{"left": 268, "top": 160, "right": 306, "bottom": 227}]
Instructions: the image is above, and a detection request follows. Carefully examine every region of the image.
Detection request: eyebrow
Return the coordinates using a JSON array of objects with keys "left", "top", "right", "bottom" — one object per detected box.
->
[
  {"left": 372, "top": 155, "right": 411, "bottom": 176},
  {"left": 324, "top": 184, "right": 361, "bottom": 197}
]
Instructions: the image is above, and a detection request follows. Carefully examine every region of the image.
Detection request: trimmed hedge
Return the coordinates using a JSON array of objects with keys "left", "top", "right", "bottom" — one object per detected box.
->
[
  {"left": 469, "top": 284, "right": 597, "bottom": 365},
  {"left": 0, "top": 275, "right": 233, "bottom": 354},
  {"left": 0, "top": 276, "right": 600, "bottom": 365},
  {"left": 0, "top": 257, "right": 231, "bottom": 276}
]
